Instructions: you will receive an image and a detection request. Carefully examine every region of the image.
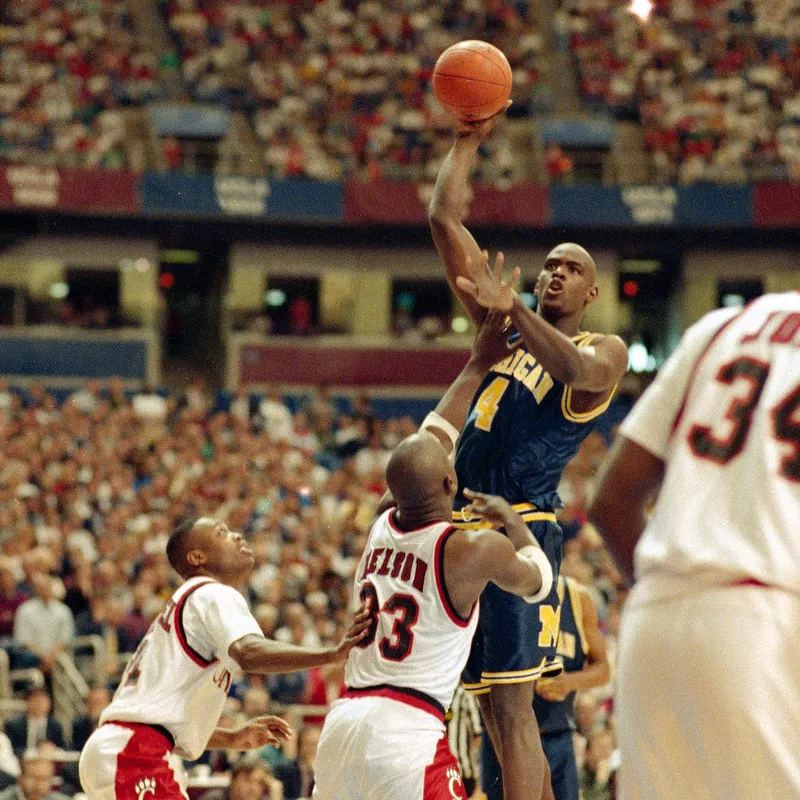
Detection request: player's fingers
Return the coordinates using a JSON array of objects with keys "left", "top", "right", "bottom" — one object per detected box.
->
[
  {"left": 510, "top": 266, "right": 521, "bottom": 286},
  {"left": 494, "top": 251, "right": 504, "bottom": 281},
  {"left": 455, "top": 276, "right": 479, "bottom": 298}
]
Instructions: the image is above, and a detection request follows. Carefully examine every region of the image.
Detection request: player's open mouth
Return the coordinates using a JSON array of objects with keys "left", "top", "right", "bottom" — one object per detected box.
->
[{"left": 546, "top": 283, "right": 563, "bottom": 296}]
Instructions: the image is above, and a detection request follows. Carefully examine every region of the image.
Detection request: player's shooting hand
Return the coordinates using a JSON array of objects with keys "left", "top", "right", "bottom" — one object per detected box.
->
[
  {"left": 331, "top": 602, "right": 372, "bottom": 662},
  {"left": 456, "top": 250, "right": 520, "bottom": 314},
  {"left": 462, "top": 488, "right": 517, "bottom": 529},
  {"left": 228, "top": 715, "right": 293, "bottom": 750},
  {"left": 536, "top": 675, "right": 571, "bottom": 703},
  {"left": 470, "top": 309, "right": 521, "bottom": 369},
  {"left": 457, "top": 101, "right": 512, "bottom": 139}
]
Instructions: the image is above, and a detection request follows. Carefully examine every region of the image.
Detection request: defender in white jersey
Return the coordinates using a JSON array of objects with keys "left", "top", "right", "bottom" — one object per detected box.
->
[
  {"left": 589, "top": 292, "right": 800, "bottom": 800},
  {"left": 313, "top": 432, "right": 555, "bottom": 800},
  {"left": 79, "top": 517, "right": 369, "bottom": 800}
]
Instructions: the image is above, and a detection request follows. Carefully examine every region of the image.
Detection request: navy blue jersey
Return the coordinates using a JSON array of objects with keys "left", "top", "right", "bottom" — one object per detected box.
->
[
  {"left": 535, "top": 577, "right": 589, "bottom": 734},
  {"left": 454, "top": 333, "right": 613, "bottom": 514}
]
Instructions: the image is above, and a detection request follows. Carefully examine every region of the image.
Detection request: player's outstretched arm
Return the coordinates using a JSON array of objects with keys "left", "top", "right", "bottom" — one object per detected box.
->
[
  {"left": 208, "top": 715, "right": 292, "bottom": 751},
  {"left": 536, "top": 585, "right": 610, "bottom": 702},
  {"left": 444, "top": 490, "right": 555, "bottom": 616},
  {"left": 228, "top": 605, "right": 370, "bottom": 674},
  {"left": 429, "top": 108, "right": 509, "bottom": 328},
  {"left": 456, "top": 256, "right": 627, "bottom": 392}
]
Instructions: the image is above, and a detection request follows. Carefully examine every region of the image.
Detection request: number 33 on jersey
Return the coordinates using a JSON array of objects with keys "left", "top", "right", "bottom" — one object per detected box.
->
[{"left": 345, "top": 510, "right": 478, "bottom": 713}]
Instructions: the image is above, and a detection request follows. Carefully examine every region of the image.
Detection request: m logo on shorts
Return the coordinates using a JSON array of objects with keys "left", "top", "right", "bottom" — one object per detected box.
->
[{"left": 135, "top": 777, "right": 156, "bottom": 800}]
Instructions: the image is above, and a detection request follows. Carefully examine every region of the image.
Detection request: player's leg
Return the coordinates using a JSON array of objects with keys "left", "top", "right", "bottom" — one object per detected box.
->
[
  {"left": 79, "top": 724, "right": 187, "bottom": 800},
  {"left": 540, "top": 731, "right": 578, "bottom": 800},
  {"left": 478, "top": 708, "right": 503, "bottom": 800},
  {"left": 487, "top": 681, "right": 554, "bottom": 800}
]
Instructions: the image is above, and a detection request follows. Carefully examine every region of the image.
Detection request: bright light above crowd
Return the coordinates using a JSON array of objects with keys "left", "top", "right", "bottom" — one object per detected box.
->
[{"left": 629, "top": 0, "right": 654, "bottom": 21}]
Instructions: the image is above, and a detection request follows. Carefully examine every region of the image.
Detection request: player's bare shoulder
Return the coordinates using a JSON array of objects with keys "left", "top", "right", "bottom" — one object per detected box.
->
[{"left": 570, "top": 332, "right": 628, "bottom": 411}]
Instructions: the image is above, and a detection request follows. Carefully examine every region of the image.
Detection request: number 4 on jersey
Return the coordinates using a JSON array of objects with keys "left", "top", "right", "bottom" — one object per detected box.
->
[{"left": 474, "top": 377, "right": 510, "bottom": 432}]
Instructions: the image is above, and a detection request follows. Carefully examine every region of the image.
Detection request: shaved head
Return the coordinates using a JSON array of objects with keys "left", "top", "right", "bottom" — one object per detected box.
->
[
  {"left": 386, "top": 432, "right": 455, "bottom": 511},
  {"left": 547, "top": 243, "right": 597, "bottom": 285}
]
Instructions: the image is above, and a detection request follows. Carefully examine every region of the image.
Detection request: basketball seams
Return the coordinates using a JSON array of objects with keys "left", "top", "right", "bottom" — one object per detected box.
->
[{"left": 433, "top": 73, "right": 510, "bottom": 88}]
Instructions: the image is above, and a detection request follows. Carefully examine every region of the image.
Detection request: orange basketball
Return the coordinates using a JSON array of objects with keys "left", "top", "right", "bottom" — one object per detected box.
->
[{"left": 432, "top": 41, "right": 513, "bottom": 122}]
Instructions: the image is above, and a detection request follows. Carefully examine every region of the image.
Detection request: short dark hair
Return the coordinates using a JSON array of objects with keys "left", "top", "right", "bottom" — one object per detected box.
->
[{"left": 166, "top": 517, "right": 198, "bottom": 577}]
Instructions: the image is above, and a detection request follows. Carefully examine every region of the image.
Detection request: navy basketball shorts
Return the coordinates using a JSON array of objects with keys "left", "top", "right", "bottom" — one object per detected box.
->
[{"left": 461, "top": 517, "right": 563, "bottom": 694}]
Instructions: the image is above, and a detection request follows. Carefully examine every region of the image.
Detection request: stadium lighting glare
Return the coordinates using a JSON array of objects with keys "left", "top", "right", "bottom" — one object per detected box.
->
[
  {"left": 48, "top": 282, "right": 69, "bottom": 300},
  {"left": 266, "top": 289, "right": 287, "bottom": 307},
  {"left": 451, "top": 316, "right": 469, "bottom": 334},
  {"left": 629, "top": 340, "right": 650, "bottom": 373},
  {"left": 629, "top": 0, "right": 653, "bottom": 21},
  {"left": 134, "top": 258, "right": 151, "bottom": 273}
]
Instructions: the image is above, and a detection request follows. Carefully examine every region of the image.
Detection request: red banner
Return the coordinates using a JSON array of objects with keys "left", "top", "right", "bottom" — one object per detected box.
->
[
  {"left": 0, "top": 165, "right": 139, "bottom": 214},
  {"left": 753, "top": 183, "right": 800, "bottom": 226},
  {"left": 344, "top": 180, "right": 549, "bottom": 226},
  {"left": 239, "top": 342, "right": 471, "bottom": 387}
]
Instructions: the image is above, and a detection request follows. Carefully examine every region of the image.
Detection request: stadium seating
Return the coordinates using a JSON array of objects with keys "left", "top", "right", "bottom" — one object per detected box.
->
[
  {"left": 0, "top": 0, "right": 163, "bottom": 168},
  {"left": 564, "top": 0, "right": 800, "bottom": 183}
]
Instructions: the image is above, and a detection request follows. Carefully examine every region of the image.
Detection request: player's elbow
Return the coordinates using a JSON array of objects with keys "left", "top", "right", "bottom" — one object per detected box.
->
[{"left": 228, "top": 634, "right": 266, "bottom": 672}]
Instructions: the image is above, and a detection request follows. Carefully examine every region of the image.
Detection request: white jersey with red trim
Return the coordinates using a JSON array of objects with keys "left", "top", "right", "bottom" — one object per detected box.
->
[
  {"left": 345, "top": 509, "right": 479, "bottom": 715},
  {"left": 621, "top": 292, "right": 800, "bottom": 602},
  {"left": 100, "top": 577, "right": 262, "bottom": 759}
]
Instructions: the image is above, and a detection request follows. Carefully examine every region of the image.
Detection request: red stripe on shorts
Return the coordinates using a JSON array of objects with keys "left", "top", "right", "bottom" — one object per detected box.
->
[
  {"left": 110, "top": 723, "right": 186, "bottom": 800},
  {"left": 423, "top": 734, "right": 468, "bottom": 800}
]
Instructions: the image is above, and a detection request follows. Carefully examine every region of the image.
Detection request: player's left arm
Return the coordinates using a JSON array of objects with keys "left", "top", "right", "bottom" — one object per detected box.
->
[{"left": 537, "top": 585, "right": 610, "bottom": 701}]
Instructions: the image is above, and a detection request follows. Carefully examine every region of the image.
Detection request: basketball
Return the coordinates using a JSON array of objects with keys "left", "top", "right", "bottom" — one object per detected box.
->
[{"left": 432, "top": 41, "right": 513, "bottom": 122}]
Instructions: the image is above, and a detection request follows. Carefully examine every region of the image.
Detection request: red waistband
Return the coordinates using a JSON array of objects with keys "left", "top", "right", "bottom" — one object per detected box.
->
[
  {"left": 343, "top": 685, "right": 445, "bottom": 723},
  {"left": 731, "top": 578, "right": 770, "bottom": 588},
  {"left": 103, "top": 721, "right": 175, "bottom": 750}
]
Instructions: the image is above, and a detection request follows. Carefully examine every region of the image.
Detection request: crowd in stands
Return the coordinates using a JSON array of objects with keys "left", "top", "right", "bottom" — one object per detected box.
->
[
  {"left": 564, "top": 0, "right": 800, "bottom": 183},
  {"left": 0, "top": 377, "right": 624, "bottom": 798},
  {"left": 162, "top": 0, "right": 551, "bottom": 184},
  {"left": 0, "top": 0, "right": 162, "bottom": 169}
]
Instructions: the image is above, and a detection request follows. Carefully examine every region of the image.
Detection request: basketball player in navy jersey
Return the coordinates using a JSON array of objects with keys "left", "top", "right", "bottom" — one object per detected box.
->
[
  {"left": 429, "top": 110, "right": 627, "bottom": 800},
  {"left": 482, "top": 576, "right": 610, "bottom": 800}
]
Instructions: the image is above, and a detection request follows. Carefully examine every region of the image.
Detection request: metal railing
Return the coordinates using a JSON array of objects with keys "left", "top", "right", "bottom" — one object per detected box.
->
[
  {"left": 70, "top": 635, "right": 108, "bottom": 685},
  {"left": 53, "top": 652, "right": 89, "bottom": 743}
]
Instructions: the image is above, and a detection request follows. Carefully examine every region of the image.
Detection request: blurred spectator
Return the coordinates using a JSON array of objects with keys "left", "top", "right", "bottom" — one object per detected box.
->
[
  {"left": 162, "top": 137, "right": 183, "bottom": 171},
  {"left": 545, "top": 143, "right": 574, "bottom": 183},
  {"left": 0, "top": 754, "right": 70, "bottom": 800},
  {"left": 71, "top": 685, "right": 111, "bottom": 752},
  {"left": 259, "top": 389, "right": 293, "bottom": 443},
  {"left": 579, "top": 729, "right": 617, "bottom": 800},
  {"left": 132, "top": 386, "right": 168, "bottom": 421},
  {"left": 199, "top": 755, "right": 281, "bottom": 800},
  {"left": 301, "top": 664, "right": 345, "bottom": 726},
  {"left": 12, "top": 574, "right": 74, "bottom": 674},
  {"left": 273, "top": 725, "right": 321, "bottom": 800},
  {"left": 0, "top": 560, "right": 26, "bottom": 639},
  {"left": 4, "top": 688, "right": 65, "bottom": 758}
]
